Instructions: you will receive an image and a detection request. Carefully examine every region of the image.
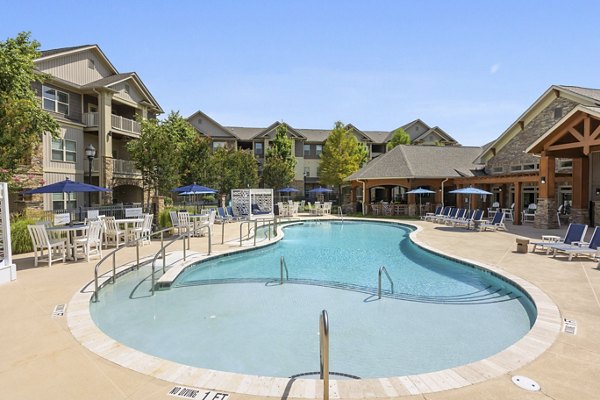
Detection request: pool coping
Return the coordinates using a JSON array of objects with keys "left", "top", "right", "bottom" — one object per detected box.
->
[{"left": 67, "top": 217, "right": 562, "bottom": 398}]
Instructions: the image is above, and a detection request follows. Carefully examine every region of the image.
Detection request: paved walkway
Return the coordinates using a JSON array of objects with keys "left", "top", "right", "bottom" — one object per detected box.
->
[{"left": 1, "top": 217, "right": 599, "bottom": 399}]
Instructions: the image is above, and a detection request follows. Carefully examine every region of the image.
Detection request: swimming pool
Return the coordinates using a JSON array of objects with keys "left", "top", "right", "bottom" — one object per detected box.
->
[{"left": 90, "top": 220, "right": 536, "bottom": 379}]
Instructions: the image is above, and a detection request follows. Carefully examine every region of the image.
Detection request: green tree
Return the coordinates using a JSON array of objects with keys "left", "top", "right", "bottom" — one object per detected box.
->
[
  {"left": 127, "top": 112, "right": 195, "bottom": 207},
  {"left": 209, "top": 147, "right": 258, "bottom": 205},
  {"left": 386, "top": 128, "right": 411, "bottom": 150},
  {"left": 262, "top": 123, "right": 296, "bottom": 189},
  {"left": 0, "top": 32, "right": 59, "bottom": 186},
  {"left": 319, "top": 121, "right": 369, "bottom": 195},
  {"left": 180, "top": 132, "right": 213, "bottom": 185}
]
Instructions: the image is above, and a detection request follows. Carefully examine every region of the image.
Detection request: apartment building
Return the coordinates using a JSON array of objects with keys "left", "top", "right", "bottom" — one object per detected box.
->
[
  {"left": 187, "top": 110, "right": 458, "bottom": 193},
  {"left": 18, "top": 45, "right": 162, "bottom": 211}
]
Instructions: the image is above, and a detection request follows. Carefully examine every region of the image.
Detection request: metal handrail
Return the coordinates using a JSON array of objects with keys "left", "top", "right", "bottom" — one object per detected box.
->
[
  {"left": 93, "top": 226, "right": 172, "bottom": 302},
  {"left": 238, "top": 217, "right": 279, "bottom": 247},
  {"left": 149, "top": 222, "right": 212, "bottom": 296},
  {"left": 239, "top": 220, "right": 258, "bottom": 246},
  {"left": 320, "top": 309, "right": 329, "bottom": 400},
  {"left": 338, "top": 206, "right": 344, "bottom": 220},
  {"left": 280, "top": 255, "right": 289, "bottom": 284},
  {"left": 378, "top": 266, "right": 394, "bottom": 299}
]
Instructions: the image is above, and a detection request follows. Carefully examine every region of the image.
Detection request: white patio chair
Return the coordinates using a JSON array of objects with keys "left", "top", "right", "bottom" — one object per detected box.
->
[
  {"left": 177, "top": 211, "right": 193, "bottom": 237},
  {"left": 73, "top": 220, "right": 103, "bottom": 262},
  {"left": 170, "top": 210, "right": 181, "bottom": 234},
  {"left": 129, "top": 214, "right": 153, "bottom": 245},
  {"left": 104, "top": 216, "right": 125, "bottom": 248},
  {"left": 198, "top": 210, "right": 216, "bottom": 237},
  {"left": 27, "top": 224, "right": 66, "bottom": 267}
]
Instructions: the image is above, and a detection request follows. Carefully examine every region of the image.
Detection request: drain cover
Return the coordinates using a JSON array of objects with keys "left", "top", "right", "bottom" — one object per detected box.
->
[{"left": 512, "top": 375, "right": 540, "bottom": 391}]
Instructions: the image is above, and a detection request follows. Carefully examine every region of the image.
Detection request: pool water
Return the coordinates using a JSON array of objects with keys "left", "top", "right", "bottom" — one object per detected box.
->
[{"left": 91, "top": 221, "right": 536, "bottom": 379}]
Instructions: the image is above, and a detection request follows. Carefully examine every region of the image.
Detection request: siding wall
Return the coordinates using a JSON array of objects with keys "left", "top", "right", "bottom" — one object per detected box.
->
[
  {"left": 405, "top": 122, "right": 429, "bottom": 141},
  {"left": 36, "top": 49, "right": 111, "bottom": 85},
  {"left": 33, "top": 81, "right": 83, "bottom": 123},
  {"left": 112, "top": 81, "right": 144, "bottom": 104},
  {"left": 43, "top": 125, "right": 85, "bottom": 172},
  {"left": 189, "top": 116, "right": 236, "bottom": 139}
]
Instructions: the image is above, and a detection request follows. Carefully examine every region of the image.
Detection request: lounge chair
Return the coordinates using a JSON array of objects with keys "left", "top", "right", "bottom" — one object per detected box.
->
[
  {"left": 548, "top": 226, "right": 600, "bottom": 260},
  {"left": 226, "top": 206, "right": 242, "bottom": 221},
  {"left": 435, "top": 207, "right": 455, "bottom": 223},
  {"left": 451, "top": 209, "right": 473, "bottom": 227},
  {"left": 530, "top": 223, "right": 588, "bottom": 253},
  {"left": 445, "top": 208, "right": 466, "bottom": 225},
  {"left": 216, "top": 207, "right": 233, "bottom": 223},
  {"left": 479, "top": 211, "right": 506, "bottom": 231},
  {"left": 422, "top": 206, "right": 442, "bottom": 221}
]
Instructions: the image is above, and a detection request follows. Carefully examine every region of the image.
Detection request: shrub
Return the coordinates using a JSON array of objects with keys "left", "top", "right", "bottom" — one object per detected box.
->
[
  {"left": 10, "top": 217, "right": 37, "bottom": 254},
  {"left": 158, "top": 209, "right": 173, "bottom": 229}
]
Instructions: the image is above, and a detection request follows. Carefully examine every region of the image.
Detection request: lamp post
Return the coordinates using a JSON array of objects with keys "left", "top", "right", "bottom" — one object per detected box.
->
[{"left": 85, "top": 144, "right": 96, "bottom": 207}]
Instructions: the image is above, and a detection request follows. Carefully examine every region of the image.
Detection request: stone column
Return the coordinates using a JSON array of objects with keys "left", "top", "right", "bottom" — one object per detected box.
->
[
  {"left": 535, "top": 197, "right": 559, "bottom": 229},
  {"left": 408, "top": 203, "right": 417, "bottom": 217},
  {"left": 101, "top": 156, "right": 113, "bottom": 204}
]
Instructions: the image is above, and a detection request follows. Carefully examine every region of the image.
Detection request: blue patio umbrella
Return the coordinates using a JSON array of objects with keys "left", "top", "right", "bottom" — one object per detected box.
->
[
  {"left": 449, "top": 186, "right": 492, "bottom": 210},
  {"left": 172, "top": 183, "right": 217, "bottom": 194},
  {"left": 277, "top": 187, "right": 300, "bottom": 193},
  {"left": 23, "top": 178, "right": 111, "bottom": 194},
  {"left": 308, "top": 187, "right": 333, "bottom": 193},
  {"left": 406, "top": 187, "right": 436, "bottom": 216}
]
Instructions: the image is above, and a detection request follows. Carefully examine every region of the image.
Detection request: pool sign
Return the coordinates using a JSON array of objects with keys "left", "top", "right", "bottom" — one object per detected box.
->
[
  {"left": 168, "top": 386, "right": 229, "bottom": 399},
  {"left": 125, "top": 207, "right": 143, "bottom": 218}
]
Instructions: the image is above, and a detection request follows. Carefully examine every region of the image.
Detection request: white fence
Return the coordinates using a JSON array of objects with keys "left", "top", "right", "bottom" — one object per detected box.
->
[{"left": 0, "top": 182, "right": 15, "bottom": 284}]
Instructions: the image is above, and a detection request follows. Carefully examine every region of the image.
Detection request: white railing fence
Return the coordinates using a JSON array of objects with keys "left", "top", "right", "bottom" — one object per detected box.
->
[{"left": 0, "top": 182, "right": 16, "bottom": 284}]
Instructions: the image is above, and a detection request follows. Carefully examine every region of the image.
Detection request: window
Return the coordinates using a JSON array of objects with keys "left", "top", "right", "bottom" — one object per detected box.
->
[
  {"left": 558, "top": 160, "right": 573, "bottom": 169},
  {"left": 510, "top": 165, "right": 522, "bottom": 172},
  {"left": 52, "top": 193, "right": 76, "bottom": 210},
  {"left": 51, "top": 138, "right": 77, "bottom": 162},
  {"left": 197, "top": 118, "right": 203, "bottom": 125},
  {"left": 88, "top": 59, "right": 95, "bottom": 69},
  {"left": 124, "top": 84, "right": 130, "bottom": 94},
  {"left": 304, "top": 167, "right": 310, "bottom": 177},
  {"left": 492, "top": 166, "right": 503, "bottom": 173},
  {"left": 303, "top": 144, "right": 311, "bottom": 157},
  {"left": 315, "top": 145, "right": 323, "bottom": 156},
  {"left": 42, "top": 86, "right": 69, "bottom": 115},
  {"left": 254, "top": 142, "right": 263, "bottom": 156},
  {"left": 522, "top": 163, "right": 536, "bottom": 171},
  {"left": 213, "top": 141, "right": 227, "bottom": 150}
]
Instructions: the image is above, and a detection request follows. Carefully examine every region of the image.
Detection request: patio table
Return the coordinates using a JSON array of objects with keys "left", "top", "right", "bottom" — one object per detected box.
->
[
  {"left": 114, "top": 218, "right": 144, "bottom": 244},
  {"left": 46, "top": 224, "right": 89, "bottom": 260}
]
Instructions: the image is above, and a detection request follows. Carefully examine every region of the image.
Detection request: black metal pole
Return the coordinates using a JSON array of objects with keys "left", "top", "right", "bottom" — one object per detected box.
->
[{"left": 88, "top": 157, "right": 93, "bottom": 207}]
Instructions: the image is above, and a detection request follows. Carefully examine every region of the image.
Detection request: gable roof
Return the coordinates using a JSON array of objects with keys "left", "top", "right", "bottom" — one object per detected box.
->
[
  {"left": 37, "top": 45, "right": 162, "bottom": 113},
  {"left": 37, "top": 44, "right": 119, "bottom": 75},
  {"left": 362, "top": 130, "right": 391, "bottom": 144},
  {"left": 400, "top": 118, "right": 430, "bottom": 132},
  {"left": 188, "top": 109, "right": 238, "bottom": 139},
  {"left": 225, "top": 126, "right": 265, "bottom": 141},
  {"left": 481, "top": 85, "right": 600, "bottom": 161},
  {"left": 347, "top": 145, "right": 484, "bottom": 181},
  {"left": 253, "top": 121, "right": 306, "bottom": 139},
  {"left": 413, "top": 126, "right": 458, "bottom": 144}
]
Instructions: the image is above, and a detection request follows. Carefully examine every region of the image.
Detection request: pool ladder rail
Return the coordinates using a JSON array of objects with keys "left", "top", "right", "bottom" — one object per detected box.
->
[
  {"left": 320, "top": 309, "right": 329, "bottom": 400},
  {"left": 378, "top": 266, "right": 394, "bottom": 299},
  {"left": 280, "top": 255, "right": 289, "bottom": 284}
]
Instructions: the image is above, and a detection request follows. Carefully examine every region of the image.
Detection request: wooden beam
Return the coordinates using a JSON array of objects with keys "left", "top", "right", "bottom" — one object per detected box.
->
[
  {"left": 572, "top": 157, "right": 589, "bottom": 209},
  {"left": 514, "top": 181, "right": 522, "bottom": 225},
  {"left": 539, "top": 155, "right": 555, "bottom": 199}
]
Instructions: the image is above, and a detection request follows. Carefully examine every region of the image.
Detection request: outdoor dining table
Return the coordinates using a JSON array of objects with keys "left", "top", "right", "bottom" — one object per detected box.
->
[
  {"left": 189, "top": 214, "right": 209, "bottom": 236},
  {"left": 114, "top": 217, "right": 144, "bottom": 244},
  {"left": 46, "top": 224, "right": 88, "bottom": 260}
]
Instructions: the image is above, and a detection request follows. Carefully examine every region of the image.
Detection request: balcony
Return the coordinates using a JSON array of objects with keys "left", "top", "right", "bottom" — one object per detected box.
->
[
  {"left": 82, "top": 112, "right": 141, "bottom": 135},
  {"left": 91, "top": 158, "right": 140, "bottom": 176}
]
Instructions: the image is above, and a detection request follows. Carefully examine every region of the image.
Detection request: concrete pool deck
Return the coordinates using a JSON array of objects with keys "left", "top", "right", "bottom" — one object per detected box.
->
[{"left": 1, "top": 217, "right": 599, "bottom": 399}]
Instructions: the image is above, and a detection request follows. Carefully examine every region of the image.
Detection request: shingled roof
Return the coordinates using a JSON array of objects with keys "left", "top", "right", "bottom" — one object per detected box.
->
[
  {"left": 39, "top": 45, "right": 95, "bottom": 58},
  {"left": 347, "top": 144, "right": 484, "bottom": 180}
]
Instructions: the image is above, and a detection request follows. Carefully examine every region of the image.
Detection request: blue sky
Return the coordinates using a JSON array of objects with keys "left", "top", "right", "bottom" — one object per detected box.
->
[{"left": 2, "top": 0, "right": 599, "bottom": 145}]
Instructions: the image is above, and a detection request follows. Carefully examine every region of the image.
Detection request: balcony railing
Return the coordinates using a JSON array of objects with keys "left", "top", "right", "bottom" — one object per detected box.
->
[
  {"left": 82, "top": 112, "right": 141, "bottom": 135},
  {"left": 89, "top": 158, "right": 140, "bottom": 176},
  {"left": 113, "top": 159, "right": 140, "bottom": 175}
]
